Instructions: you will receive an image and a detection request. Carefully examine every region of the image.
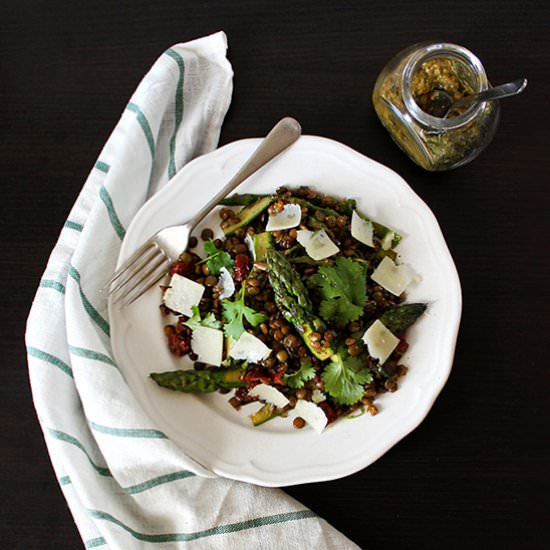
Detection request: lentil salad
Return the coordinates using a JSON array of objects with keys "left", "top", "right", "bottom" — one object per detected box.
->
[{"left": 151, "top": 186, "right": 426, "bottom": 432}]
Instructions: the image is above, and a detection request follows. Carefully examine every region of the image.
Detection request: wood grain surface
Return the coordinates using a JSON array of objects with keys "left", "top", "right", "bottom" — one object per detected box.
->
[{"left": 2, "top": 1, "right": 548, "bottom": 548}]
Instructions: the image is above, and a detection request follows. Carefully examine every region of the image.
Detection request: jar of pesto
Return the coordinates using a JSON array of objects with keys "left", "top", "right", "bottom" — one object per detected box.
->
[{"left": 372, "top": 42, "right": 500, "bottom": 171}]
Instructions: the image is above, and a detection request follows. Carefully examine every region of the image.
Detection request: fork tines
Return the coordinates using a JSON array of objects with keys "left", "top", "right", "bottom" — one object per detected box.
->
[{"left": 107, "top": 240, "right": 170, "bottom": 306}]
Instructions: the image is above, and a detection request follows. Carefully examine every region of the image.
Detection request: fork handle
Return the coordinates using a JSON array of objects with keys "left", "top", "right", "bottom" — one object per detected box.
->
[{"left": 190, "top": 117, "right": 302, "bottom": 228}]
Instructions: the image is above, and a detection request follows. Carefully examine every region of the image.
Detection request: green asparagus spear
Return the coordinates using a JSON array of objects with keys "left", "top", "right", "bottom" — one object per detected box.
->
[
  {"left": 252, "top": 232, "right": 273, "bottom": 262},
  {"left": 288, "top": 196, "right": 357, "bottom": 217},
  {"left": 287, "top": 197, "right": 340, "bottom": 218},
  {"left": 348, "top": 209, "right": 401, "bottom": 250},
  {"left": 218, "top": 193, "right": 268, "bottom": 206},
  {"left": 150, "top": 368, "right": 246, "bottom": 393},
  {"left": 223, "top": 196, "right": 273, "bottom": 235},
  {"left": 251, "top": 403, "right": 279, "bottom": 426},
  {"left": 379, "top": 303, "right": 427, "bottom": 334},
  {"left": 220, "top": 192, "right": 355, "bottom": 217},
  {"left": 266, "top": 249, "right": 333, "bottom": 360}
]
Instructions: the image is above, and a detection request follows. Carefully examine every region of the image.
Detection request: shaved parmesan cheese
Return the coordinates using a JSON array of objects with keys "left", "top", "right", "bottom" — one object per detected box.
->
[
  {"left": 191, "top": 326, "right": 223, "bottom": 367},
  {"left": 265, "top": 203, "right": 302, "bottom": 231},
  {"left": 229, "top": 332, "right": 271, "bottom": 363},
  {"left": 351, "top": 210, "right": 374, "bottom": 247},
  {"left": 371, "top": 256, "right": 414, "bottom": 296},
  {"left": 163, "top": 273, "right": 204, "bottom": 316},
  {"left": 244, "top": 233, "right": 255, "bottom": 259},
  {"left": 381, "top": 231, "right": 397, "bottom": 251},
  {"left": 294, "top": 400, "right": 328, "bottom": 434},
  {"left": 296, "top": 229, "right": 340, "bottom": 261},
  {"left": 311, "top": 389, "right": 327, "bottom": 404},
  {"left": 362, "top": 319, "right": 399, "bottom": 365},
  {"left": 217, "top": 267, "right": 235, "bottom": 300},
  {"left": 249, "top": 383, "right": 289, "bottom": 408}
]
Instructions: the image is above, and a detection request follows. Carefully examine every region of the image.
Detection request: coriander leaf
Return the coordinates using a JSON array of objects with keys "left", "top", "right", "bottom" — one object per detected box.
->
[
  {"left": 222, "top": 287, "right": 266, "bottom": 340},
  {"left": 203, "top": 240, "right": 220, "bottom": 256},
  {"left": 221, "top": 303, "right": 246, "bottom": 340},
  {"left": 242, "top": 307, "right": 267, "bottom": 327},
  {"left": 183, "top": 306, "right": 203, "bottom": 330},
  {"left": 307, "top": 257, "right": 368, "bottom": 324},
  {"left": 283, "top": 360, "right": 315, "bottom": 389},
  {"left": 183, "top": 305, "right": 221, "bottom": 330},
  {"left": 321, "top": 351, "right": 373, "bottom": 405},
  {"left": 201, "top": 312, "right": 222, "bottom": 329},
  {"left": 202, "top": 240, "right": 234, "bottom": 276},
  {"left": 319, "top": 298, "right": 363, "bottom": 325}
]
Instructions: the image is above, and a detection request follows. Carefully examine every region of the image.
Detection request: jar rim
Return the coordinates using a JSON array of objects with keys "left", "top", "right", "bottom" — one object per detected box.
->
[{"left": 402, "top": 42, "right": 489, "bottom": 131}]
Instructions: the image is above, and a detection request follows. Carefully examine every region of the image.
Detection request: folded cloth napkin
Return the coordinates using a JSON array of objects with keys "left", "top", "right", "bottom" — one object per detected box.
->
[{"left": 25, "top": 31, "right": 360, "bottom": 549}]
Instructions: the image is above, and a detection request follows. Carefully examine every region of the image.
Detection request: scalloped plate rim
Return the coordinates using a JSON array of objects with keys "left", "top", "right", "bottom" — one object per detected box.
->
[{"left": 109, "top": 135, "right": 462, "bottom": 487}]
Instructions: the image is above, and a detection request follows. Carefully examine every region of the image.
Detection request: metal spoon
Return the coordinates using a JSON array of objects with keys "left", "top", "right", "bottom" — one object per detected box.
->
[{"left": 425, "top": 78, "right": 528, "bottom": 118}]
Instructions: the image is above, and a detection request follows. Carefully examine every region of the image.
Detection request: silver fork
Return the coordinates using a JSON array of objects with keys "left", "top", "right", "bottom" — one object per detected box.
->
[{"left": 107, "top": 117, "right": 302, "bottom": 306}]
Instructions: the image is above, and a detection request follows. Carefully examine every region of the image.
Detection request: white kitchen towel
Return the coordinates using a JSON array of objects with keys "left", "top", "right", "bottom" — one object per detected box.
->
[{"left": 25, "top": 31, "right": 360, "bottom": 549}]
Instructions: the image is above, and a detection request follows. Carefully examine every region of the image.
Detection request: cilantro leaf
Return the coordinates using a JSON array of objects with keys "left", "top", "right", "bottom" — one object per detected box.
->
[
  {"left": 202, "top": 312, "right": 222, "bottom": 329},
  {"left": 308, "top": 257, "right": 367, "bottom": 324},
  {"left": 221, "top": 302, "right": 246, "bottom": 340},
  {"left": 321, "top": 351, "right": 373, "bottom": 405},
  {"left": 242, "top": 307, "right": 266, "bottom": 327},
  {"left": 202, "top": 240, "right": 234, "bottom": 276},
  {"left": 283, "top": 360, "right": 315, "bottom": 389},
  {"left": 222, "top": 287, "right": 266, "bottom": 340},
  {"left": 319, "top": 298, "right": 361, "bottom": 325},
  {"left": 183, "top": 306, "right": 221, "bottom": 330}
]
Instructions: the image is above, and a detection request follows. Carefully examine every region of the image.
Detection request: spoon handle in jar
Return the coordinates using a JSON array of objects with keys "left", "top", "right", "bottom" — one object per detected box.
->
[{"left": 454, "top": 78, "right": 528, "bottom": 109}]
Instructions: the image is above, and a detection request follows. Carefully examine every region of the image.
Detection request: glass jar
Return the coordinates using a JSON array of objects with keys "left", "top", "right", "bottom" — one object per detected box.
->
[{"left": 372, "top": 42, "right": 500, "bottom": 171}]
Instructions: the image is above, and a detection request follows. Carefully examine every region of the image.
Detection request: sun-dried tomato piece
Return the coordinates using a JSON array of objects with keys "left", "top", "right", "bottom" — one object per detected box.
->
[
  {"left": 318, "top": 401, "right": 338, "bottom": 424},
  {"left": 271, "top": 371, "right": 285, "bottom": 386},
  {"left": 164, "top": 324, "right": 192, "bottom": 356},
  {"left": 230, "top": 386, "right": 256, "bottom": 407},
  {"left": 242, "top": 368, "right": 271, "bottom": 385},
  {"left": 169, "top": 261, "right": 194, "bottom": 277},
  {"left": 396, "top": 340, "right": 409, "bottom": 354},
  {"left": 233, "top": 253, "right": 250, "bottom": 282}
]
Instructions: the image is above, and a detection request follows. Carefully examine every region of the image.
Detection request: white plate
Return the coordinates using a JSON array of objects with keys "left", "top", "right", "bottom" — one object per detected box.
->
[{"left": 109, "top": 136, "right": 462, "bottom": 487}]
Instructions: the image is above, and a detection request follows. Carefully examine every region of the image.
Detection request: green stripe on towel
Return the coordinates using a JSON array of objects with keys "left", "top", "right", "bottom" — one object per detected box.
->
[
  {"left": 88, "top": 509, "right": 318, "bottom": 543},
  {"left": 27, "top": 346, "right": 74, "bottom": 378},
  {"left": 127, "top": 102, "right": 155, "bottom": 158},
  {"left": 99, "top": 186, "right": 126, "bottom": 240},
  {"left": 126, "top": 101, "right": 156, "bottom": 197},
  {"left": 46, "top": 428, "right": 112, "bottom": 477},
  {"left": 39, "top": 279, "right": 66, "bottom": 294},
  {"left": 68, "top": 265, "right": 110, "bottom": 337},
  {"left": 95, "top": 161, "right": 110, "bottom": 173},
  {"left": 64, "top": 220, "right": 84, "bottom": 232},
  {"left": 58, "top": 458, "right": 193, "bottom": 496},
  {"left": 88, "top": 420, "right": 166, "bottom": 439},
  {"left": 58, "top": 475, "right": 72, "bottom": 486},
  {"left": 124, "top": 470, "right": 195, "bottom": 495},
  {"left": 69, "top": 346, "right": 118, "bottom": 370},
  {"left": 84, "top": 537, "right": 107, "bottom": 548},
  {"left": 165, "top": 48, "right": 185, "bottom": 179}
]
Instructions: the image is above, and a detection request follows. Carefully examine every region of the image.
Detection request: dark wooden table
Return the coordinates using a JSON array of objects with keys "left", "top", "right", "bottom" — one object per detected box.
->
[{"left": 3, "top": 1, "right": 548, "bottom": 548}]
